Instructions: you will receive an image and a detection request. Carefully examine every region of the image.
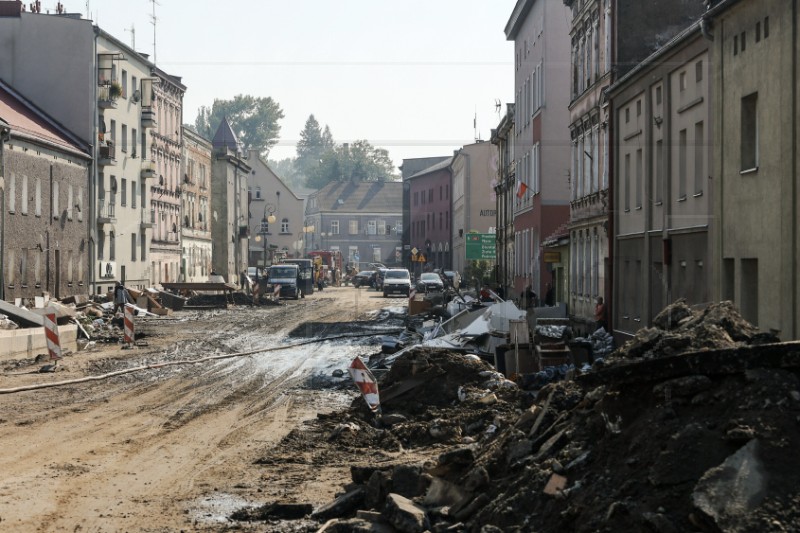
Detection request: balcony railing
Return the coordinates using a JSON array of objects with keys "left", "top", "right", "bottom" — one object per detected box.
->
[
  {"left": 97, "top": 198, "right": 116, "bottom": 224},
  {"left": 98, "top": 85, "right": 118, "bottom": 109},
  {"left": 140, "top": 208, "right": 155, "bottom": 229},
  {"left": 98, "top": 142, "right": 116, "bottom": 166},
  {"left": 141, "top": 159, "right": 156, "bottom": 179}
]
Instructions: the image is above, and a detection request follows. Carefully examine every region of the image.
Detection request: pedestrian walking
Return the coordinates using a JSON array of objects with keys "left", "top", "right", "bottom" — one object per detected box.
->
[
  {"left": 113, "top": 281, "right": 128, "bottom": 314},
  {"left": 595, "top": 297, "right": 608, "bottom": 332}
]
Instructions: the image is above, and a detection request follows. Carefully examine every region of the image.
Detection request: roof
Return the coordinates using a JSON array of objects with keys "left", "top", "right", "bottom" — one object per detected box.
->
[
  {"left": 0, "top": 79, "right": 89, "bottom": 157},
  {"left": 311, "top": 180, "right": 402, "bottom": 214},
  {"left": 212, "top": 117, "right": 240, "bottom": 153},
  {"left": 406, "top": 157, "right": 453, "bottom": 181}
]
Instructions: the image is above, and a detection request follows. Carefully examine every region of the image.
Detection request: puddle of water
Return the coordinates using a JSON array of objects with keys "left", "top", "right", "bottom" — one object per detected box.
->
[{"left": 190, "top": 492, "right": 255, "bottom": 525}]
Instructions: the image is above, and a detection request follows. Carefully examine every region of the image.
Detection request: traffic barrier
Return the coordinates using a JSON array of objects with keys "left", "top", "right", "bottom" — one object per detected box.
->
[
  {"left": 124, "top": 304, "right": 135, "bottom": 345},
  {"left": 43, "top": 312, "right": 62, "bottom": 361}
]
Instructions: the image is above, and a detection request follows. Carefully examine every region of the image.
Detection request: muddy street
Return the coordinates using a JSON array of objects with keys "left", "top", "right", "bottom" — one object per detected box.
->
[{"left": 0, "top": 286, "right": 407, "bottom": 532}]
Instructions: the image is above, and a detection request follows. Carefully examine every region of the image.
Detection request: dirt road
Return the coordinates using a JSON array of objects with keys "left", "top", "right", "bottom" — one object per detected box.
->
[{"left": 0, "top": 286, "right": 406, "bottom": 532}]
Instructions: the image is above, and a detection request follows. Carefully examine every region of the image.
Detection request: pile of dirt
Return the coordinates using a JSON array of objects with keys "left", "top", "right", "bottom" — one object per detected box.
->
[
  {"left": 608, "top": 300, "right": 779, "bottom": 363},
  {"left": 242, "top": 301, "right": 800, "bottom": 532}
]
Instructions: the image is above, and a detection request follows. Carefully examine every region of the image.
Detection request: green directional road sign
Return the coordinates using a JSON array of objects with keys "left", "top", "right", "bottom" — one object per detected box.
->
[{"left": 465, "top": 233, "right": 496, "bottom": 260}]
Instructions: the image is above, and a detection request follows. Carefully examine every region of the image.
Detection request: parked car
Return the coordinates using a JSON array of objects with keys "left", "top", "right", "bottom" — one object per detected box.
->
[
  {"left": 383, "top": 268, "right": 411, "bottom": 297},
  {"left": 417, "top": 272, "right": 444, "bottom": 292},
  {"left": 352, "top": 270, "right": 375, "bottom": 288},
  {"left": 266, "top": 264, "right": 301, "bottom": 299}
]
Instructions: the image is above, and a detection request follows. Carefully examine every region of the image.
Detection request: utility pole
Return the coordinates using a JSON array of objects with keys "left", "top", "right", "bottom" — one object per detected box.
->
[
  {"left": 125, "top": 25, "right": 135, "bottom": 50},
  {"left": 150, "top": 0, "right": 159, "bottom": 65}
]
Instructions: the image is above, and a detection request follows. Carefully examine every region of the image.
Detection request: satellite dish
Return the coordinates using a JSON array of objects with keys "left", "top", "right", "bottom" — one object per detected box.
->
[{"left": 131, "top": 90, "right": 141, "bottom": 103}]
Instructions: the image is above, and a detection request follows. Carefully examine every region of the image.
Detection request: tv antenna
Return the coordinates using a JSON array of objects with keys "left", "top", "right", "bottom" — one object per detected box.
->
[
  {"left": 150, "top": 0, "right": 160, "bottom": 65},
  {"left": 495, "top": 99, "right": 502, "bottom": 118},
  {"left": 125, "top": 24, "right": 135, "bottom": 50}
]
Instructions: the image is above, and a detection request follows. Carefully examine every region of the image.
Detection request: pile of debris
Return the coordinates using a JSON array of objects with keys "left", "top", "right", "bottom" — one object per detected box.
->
[{"left": 239, "top": 300, "right": 800, "bottom": 532}]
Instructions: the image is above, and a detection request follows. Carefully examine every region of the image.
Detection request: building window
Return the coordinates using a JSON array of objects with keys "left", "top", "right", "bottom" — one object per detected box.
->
[
  {"left": 679, "top": 71, "right": 687, "bottom": 91},
  {"left": 331, "top": 220, "right": 339, "bottom": 234},
  {"left": 625, "top": 107, "right": 630, "bottom": 123},
  {"left": 378, "top": 220, "right": 387, "bottom": 235},
  {"left": 679, "top": 129, "right": 687, "bottom": 198},
  {"left": 756, "top": 21, "right": 761, "bottom": 42},
  {"left": 740, "top": 31, "right": 746, "bottom": 52},
  {"left": 35, "top": 178, "right": 41, "bottom": 216},
  {"left": 132, "top": 180, "right": 137, "bottom": 209},
  {"left": 655, "top": 140, "right": 663, "bottom": 205},
  {"left": 21, "top": 175, "right": 28, "bottom": 215},
  {"left": 764, "top": 17, "right": 769, "bottom": 39},
  {"left": 734, "top": 34, "right": 738, "bottom": 55},
  {"left": 121, "top": 178, "right": 127, "bottom": 206},
  {"left": 696, "top": 60, "right": 703, "bottom": 82},
  {"left": 131, "top": 233, "right": 137, "bottom": 262},
  {"left": 255, "top": 187, "right": 261, "bottom": 199},
  {"left": 656, "top": 86, "right": 662, "bottom": 105},
  {"left": 121, "top": 69, "right": 127, "bottom": 98},
  {"left": 8, "top": 173, "right": 15, "bottom": 213},
  {"left": 694, "top": 121, "right": 704, "bottom": 195},
  {"left": 741, "top": 92, "right": 758, "bottom": 171},
  {"left": 367, "top": 220, "right": 377, "bottom": 235},
  {"left": 109, "top": 231, "right": 116, "bottom": 261},
  {"left": 635, "top": 148, "right": 642, "bottom": 209},
  {"left": 624, "top": 153, "right": 630, "bottom": 211},
  {"left": 372, "top": 246, "right": 382, "bottom": 263},
  {"left": 281, "top": 218, "right": 289, "bottom": 233},
  {"left": 132, "top": 128, "right": 137, "bottom": 157},
  {"left": 349, "top": 219, "right": 359, "bottom": 234},
  {"left": 52, "top": 181, "right": 59, "bottom": 218},
  {"left": 636, "top": 99, "right": 641, "bottom": 116}
]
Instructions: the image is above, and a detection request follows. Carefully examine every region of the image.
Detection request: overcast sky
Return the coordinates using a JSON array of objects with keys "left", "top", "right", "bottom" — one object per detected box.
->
[{"left": 72, "top": 0, "right": 516, "bottom": 168}]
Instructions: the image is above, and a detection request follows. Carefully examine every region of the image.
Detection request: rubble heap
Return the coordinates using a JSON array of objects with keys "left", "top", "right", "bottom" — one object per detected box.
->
[
  {"left": 608, "top": 299, "right": 778, "bottom": 363},
  {"left": 242, "top": 301, "right": 800, "bottom": 532}
]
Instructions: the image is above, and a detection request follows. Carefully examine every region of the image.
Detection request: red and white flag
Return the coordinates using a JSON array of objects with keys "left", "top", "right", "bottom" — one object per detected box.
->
[
  {"left": 515, "top": 180, "right": 528, "bottom": 199},
  {"left": 348, "top": 356, "right": 380, "bottom": 412}
]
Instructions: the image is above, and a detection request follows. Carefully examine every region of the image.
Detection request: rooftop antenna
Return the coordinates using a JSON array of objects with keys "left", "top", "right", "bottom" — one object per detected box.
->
[
  {"left": 495, "top": 99, "right": 502, "bottom": 119},
  {"left": 473, "top": 107, "right": 478, "bottom": 142},
  {"left": 125, "top": 24, "right": 135, "bottom": 50},
  {"left": 150, "top": 0, "right": 160, "bottom": 65}
]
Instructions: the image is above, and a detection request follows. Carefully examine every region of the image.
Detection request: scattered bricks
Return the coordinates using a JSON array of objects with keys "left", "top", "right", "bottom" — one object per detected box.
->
[
  {"left": 423, "top": 476, "right": 467, "bottom": 508},
  {"left": 543, "top": 473, "right": 568, "bottom": 496},
  {"left": 366, "top": 470, "right": 391, "bottom": 510},
  {"left": 351, "top": 465, "right": 392, "bottom": 485},
  {"left": 391, "top": 464, "right": 426, "bottom": 499},
  {"left": 383, "top": 493, "right": 430, "bottom": 533},
  {"left": 452, "top": 493, "right": 490, "bottom": 522},
  {"left": 506, "top": 438, "right": 534, "bottom": 465},
  {"left": 463, "top": 466, "right": 490, "bottom": 492},
  {"left": 653, "top": 375, "right": 713, "bottom": 398},
  {"left": 641, "top": 512, "right": 681, "bottom": 533},
  {"left": 513, "top": 405, "right": 541, "bottom": 432},
  {"left": 311, "top": 488, "right": 365, "bottom": 521}
]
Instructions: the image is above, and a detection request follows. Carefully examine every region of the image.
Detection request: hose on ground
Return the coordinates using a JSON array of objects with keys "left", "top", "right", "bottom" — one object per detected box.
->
[{"left": 0, "top": 328, "right": 404, "bottom": 395}]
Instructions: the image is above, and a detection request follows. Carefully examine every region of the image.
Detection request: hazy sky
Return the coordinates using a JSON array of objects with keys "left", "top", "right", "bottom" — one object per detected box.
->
[{"left": 71, "top": 0, "right": 516, "bottom": 168}]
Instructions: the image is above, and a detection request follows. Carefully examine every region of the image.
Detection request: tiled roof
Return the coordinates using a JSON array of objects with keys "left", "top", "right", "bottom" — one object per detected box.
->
[
  {"left": 406, "top": 157, "right": 453, "bottom": 181},
  {"left": 313, "top": 180, "right": 402, "bottom": 214},
  {"left": 0, "top": 80, "right": 88, "bottom": 157}
]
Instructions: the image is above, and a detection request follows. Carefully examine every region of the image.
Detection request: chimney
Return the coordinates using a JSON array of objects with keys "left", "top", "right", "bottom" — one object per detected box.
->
[{"left": 0, "top": 1, "right": 23, "bottom": 17}]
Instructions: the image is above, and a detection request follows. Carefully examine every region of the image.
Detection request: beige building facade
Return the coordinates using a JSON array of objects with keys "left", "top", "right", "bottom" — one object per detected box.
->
[
  {"left": 610, "top": 23, "right": 712, "bottom": 338},
  {"left": 706, "top": 0, "right": 798, "bottom": 338},
  {"left": 181, "top": 127, "right": 212, "bottom": 282}
]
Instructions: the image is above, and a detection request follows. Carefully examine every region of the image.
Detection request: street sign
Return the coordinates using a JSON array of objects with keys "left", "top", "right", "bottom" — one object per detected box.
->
[{"left": 465, "top": 233, "right": 496, "bottom": 260}]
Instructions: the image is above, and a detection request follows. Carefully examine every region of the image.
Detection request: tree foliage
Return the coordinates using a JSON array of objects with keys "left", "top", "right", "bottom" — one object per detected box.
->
[
  {"left": 194, "top": 94, "right": 284, "bottom": 156},
  {"left": 267, "top": 157, "right": 305, "bottom": 194},
  {"left": 306, "top": 140, "right": 398, "bottom": 189},
  {"left": 295, "top": 115, "right": 326, "bottom": 177}
]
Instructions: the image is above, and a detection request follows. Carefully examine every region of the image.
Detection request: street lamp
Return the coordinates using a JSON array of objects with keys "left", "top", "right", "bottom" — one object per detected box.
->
[{"left": 261, "top": 203, "right": 276, "bottom": 267}]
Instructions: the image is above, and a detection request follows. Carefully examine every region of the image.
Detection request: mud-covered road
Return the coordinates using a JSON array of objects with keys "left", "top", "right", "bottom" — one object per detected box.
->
[{"left": 0, "top": 286, "right": 407, "bottom": 532}]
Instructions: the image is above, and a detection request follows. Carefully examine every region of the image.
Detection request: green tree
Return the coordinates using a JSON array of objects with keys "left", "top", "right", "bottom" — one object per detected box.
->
[
  {"left": 306, "top": 139, "right": 398, "bottom": 189},
  {"left": 194, "top": 94, "right": 284, "bottom": 156},
  {"left": 295, "top": 114, "right": 325, "bottom": 177}
]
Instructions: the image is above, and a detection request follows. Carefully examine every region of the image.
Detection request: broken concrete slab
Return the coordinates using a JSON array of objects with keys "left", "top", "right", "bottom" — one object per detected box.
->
[
  {"left": 311, "top": 488, "right": 365, "bottom": 521},
  {"left": 0, "top": 298, "right": 43, "bottom": 327},
  {"left": 692, "top": 439, "right": 766, "bottom": 532},
  {"left": 383, "top": 493, "right": 429, "bottom": 533}
]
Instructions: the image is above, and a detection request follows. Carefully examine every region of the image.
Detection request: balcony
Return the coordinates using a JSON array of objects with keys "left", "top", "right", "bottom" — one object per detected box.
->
[
  {"left": 141, "top": 107, "right": 157, "bottom": 129},
  {"left": 97, "top": 198, "right": 116, "bottom": 226},
  {"left": 98, "top": 85, "right": 118, "bottom": 110},
  {"left": 140, "top": 159, "right": 156, "bottom": 180},
  {"left": 140, "top": 208, "right": 155, "bottom": 229},
  {"left": 98, "top": 142, "right": 116, "bottom": 166}
]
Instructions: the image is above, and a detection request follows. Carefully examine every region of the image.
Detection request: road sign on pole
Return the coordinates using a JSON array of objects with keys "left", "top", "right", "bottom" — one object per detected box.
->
[{"left": 465, "top": 233, "right": 496, "bottom": 260}]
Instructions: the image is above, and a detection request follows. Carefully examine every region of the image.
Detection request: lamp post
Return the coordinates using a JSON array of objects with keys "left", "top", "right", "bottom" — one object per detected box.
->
[{"left": 260, "top": 203, "right": 276, "bottom": 267}]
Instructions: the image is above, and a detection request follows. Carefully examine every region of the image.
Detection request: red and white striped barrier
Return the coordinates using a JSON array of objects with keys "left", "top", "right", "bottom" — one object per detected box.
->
[
  {"left": 273, "top": 284, "right": 282, "bottom": 299},
  {"left": 408, "top": 288, "right": 416, "bottom": 302},
  {"left": 348, "top": 356, "right": 380, "bottom": 412},
  {"left": 43, "top": 312, "right": 62, "bottom": 361},
  {"left": 123, "top": 304, "right": 135, "bottom": 345}
]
